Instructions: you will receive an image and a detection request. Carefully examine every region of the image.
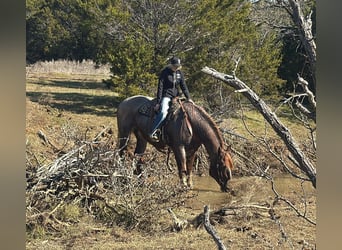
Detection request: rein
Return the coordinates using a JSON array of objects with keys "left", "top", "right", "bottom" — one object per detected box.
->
[{"left": 177, "top": 99, "right": 193, "bottom": 137}]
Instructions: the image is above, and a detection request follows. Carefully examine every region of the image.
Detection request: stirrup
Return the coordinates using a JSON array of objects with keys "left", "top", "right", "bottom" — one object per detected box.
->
[
  {"left": 151, "top": 134, "right": 159, "bottom": 141},
  {"left": 150, "top": 129, "right": 160, "bottom": 141}
]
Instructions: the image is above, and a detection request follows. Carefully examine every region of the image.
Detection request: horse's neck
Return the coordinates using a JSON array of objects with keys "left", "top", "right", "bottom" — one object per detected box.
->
[
  {"left": 187, "top": 106, "right": 222, "bottom": 161},
  {"left": 199, "top": 126, "right": 221, "bottom": 163}
]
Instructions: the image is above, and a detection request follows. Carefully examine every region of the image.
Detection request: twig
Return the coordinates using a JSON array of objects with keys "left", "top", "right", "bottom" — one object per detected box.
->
[
  {"left": 271, "top": 180, "right": 316, "bottom": 225},
  {"left": 167, "top": 208, "right": 189, "bottom": 231},
  {"left": 37, "top": 130, "right": 63, "bottom": 152},
  {"left": 297, "top": 75, "right": 316, "bottom": 108},
  {"left": 232, "top": 57, "right": 240, "bottom": 78},
  {"left": 93, "top": 126, "right": 112, "bottom": 142}
]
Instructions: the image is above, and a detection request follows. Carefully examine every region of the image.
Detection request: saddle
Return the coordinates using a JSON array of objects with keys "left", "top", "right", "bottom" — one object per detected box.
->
[
  {"left": 138, "top": 98, "right": 158, "bottom": 117},
  {"left": 138, "top": 97, "right": 193, "bottom": 143}
]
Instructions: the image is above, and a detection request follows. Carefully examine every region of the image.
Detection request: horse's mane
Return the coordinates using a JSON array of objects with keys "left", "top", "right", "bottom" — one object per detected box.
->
[{"left": 184, "top": 102, "right": 225, "bottom": 148}]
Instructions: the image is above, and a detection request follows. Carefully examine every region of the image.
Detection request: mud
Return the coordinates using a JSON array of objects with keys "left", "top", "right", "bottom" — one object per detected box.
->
[{"left": 185, "top": 174, "right": 315, "bottom": 212}]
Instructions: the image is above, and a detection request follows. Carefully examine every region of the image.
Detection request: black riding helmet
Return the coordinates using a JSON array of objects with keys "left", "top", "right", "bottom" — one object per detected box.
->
[{"left": 170, "top": 56, "right": 181, "bottom": 67}]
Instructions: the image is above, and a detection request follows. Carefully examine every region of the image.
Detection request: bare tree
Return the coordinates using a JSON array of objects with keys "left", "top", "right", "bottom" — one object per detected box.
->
[
  {"left": 252, "top": 0, "right": 316, "bottom": 88},
  {"left": 201, "top": 0, "right": 317, "bottom": 187},
  {"left": 287, "top": 0, "right": 316, "bottom": 82}
]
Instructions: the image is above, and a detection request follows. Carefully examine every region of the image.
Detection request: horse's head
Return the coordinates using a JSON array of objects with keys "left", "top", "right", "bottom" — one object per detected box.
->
[{"left": 209, "top": 146, "right": 234, "bottom": 192}]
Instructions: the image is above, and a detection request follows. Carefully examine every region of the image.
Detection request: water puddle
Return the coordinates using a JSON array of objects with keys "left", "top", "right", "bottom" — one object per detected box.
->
[
  {"left": 185, "top": 175, "right": 232, "bottom": 211},
  {"left": 185, "top": 174, "right": 315, "bottom": 211}
]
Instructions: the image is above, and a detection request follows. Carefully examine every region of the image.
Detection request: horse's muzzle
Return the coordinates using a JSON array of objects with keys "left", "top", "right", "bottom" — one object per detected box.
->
[{"left": 220, "top": 184, "right": 230, "bottom": 192}]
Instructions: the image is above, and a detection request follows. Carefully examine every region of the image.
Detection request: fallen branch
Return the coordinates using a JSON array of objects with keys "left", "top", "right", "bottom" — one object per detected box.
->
[
  {"left": 201, "top": 66, "right": 316, "bottom": 188},
  {"left": 297, "top": 76, "right": 316, "bottom": 109},
  {"left": 27, "top": 202, "right": 69, "bottom": 231},
  {"left": 37, "top": 130, "right": 66, "bottom": 154},
  {"left": 203, "top": 205, "right": 227, "bottom": 250},
  {"left": 271, "top": 180, "right": 316, "bottom": 225},
  {"left": 167, "top": 208, "right": 189, "bottom": 231}
]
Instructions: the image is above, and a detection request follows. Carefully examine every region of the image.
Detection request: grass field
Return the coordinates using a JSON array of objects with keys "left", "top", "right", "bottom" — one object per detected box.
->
[{"left": 26, "top": 63, "right": 316, "bottom": 249}]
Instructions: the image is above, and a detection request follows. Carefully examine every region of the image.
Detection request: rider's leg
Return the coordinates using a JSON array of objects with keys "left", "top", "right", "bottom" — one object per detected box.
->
[{"left": 149, "top": 97, "right": 171, "bottom": 137}]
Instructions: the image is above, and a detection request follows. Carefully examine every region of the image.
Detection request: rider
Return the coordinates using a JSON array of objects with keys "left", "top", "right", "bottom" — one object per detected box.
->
[{"left": 149, "top": 56, "right": 193, "bottom": 141}]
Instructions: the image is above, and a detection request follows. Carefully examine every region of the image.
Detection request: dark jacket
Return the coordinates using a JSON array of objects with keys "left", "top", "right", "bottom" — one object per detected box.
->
[{"left": 156, "top": 65, "right": 190, "bottom": 103}]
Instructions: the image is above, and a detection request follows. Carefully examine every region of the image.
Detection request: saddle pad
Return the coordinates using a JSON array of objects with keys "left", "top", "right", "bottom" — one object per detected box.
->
[{"left": 138, "top": 98, "right": 158, "bottom": 116}]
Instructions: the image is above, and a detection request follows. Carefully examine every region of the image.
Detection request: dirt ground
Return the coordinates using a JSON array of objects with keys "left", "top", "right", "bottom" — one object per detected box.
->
[{"left": 26, "top": 75, "right": 316, "bottom": 249}]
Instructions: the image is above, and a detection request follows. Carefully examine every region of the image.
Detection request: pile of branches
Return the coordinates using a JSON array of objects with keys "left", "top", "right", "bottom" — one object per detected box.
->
[{"left": 26, "top": 127, "right": 192, "bottom": 234}]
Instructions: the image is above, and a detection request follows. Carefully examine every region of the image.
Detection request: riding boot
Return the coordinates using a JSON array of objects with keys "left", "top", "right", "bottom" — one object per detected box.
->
[
  {"left": 149, "top": 97, "right": 170, "bottom": 141},
  {"left": 149, "top": 111, "right": 164, "bottom": 140}
]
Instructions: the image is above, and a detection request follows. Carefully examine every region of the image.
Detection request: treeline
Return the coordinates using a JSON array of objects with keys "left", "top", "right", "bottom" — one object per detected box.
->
[{"left": 26, "top": 0, "right": 315, "bottom": 100}]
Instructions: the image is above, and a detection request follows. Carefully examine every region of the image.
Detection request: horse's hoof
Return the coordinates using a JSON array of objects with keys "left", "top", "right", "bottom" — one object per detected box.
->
[{"left": 178, "top": 183, "right": 188, "bottom": 191}]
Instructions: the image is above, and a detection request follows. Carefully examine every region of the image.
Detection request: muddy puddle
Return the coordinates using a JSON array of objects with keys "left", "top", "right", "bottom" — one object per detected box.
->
[
  {"left": 185, "top": 174, "right": 315, "bottom": 211},
  {"left": 185, "top": 175, "right": 232, "bottom": 211}
]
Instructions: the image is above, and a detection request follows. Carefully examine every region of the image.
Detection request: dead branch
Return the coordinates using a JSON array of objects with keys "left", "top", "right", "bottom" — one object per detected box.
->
[
  {"left": 35, "top": 127, "right": 114, "bottom": 182},
  {"left": 271, "top": 179, "right": 316, "bottom": 225},
  {"left": 93, "top": 125, "right": 113, "bottom": 142},
  {"left": 288, "top": 0, "right": 316, "bottom": 85},
  {"left": 37, "top": 130, "right": 66, "bottom": 153},
  {"left": 201, "top": 66, "right": 316, "bottom": 188},
  {"left": 27, "top": 125, "right": 191, "bottom": 233},
  {"left": 203, "top": 205, "right": 227, "bottom": 250},
  {"left": 220, "top": 128, "right": 248, "bottom": 141},
  {"left": 222, "top": 101, "right": 316, "bottom": 228},
  {"left": 297, "top": 75, "right": 316, "bottom": 109},
  {"left": 27, "top": 202, "right": 70, "bottom": 231},
  {"left": 167, "top": 208, "right": 189, "bottom": 231},
  {"left": 268, "top": 206, "right": 290, "bottom": 245}
]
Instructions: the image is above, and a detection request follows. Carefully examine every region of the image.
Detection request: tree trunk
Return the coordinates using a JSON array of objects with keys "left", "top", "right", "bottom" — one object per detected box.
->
[
  {"left": 288, "top": 0, "right": 316, "bottom": 88},
  {"left": 201, "top": 66, "right": 316, "bottom": 188}
]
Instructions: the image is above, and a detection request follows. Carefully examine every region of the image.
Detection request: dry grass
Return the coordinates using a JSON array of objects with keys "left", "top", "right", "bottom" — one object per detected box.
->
[
  {"left": 26, "top": 59, "right": 110, "bottom": 73},
  {"left": 26, "top": 59, "right": 111, "bottom": 80},
  {"left": 26, "top": 62, "right": 316, "bottom": 249}
]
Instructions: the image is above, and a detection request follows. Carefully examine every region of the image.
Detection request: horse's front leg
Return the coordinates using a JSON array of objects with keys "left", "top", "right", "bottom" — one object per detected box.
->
[
  {"left": 173, "top": 145, "right": 187, "bottom": 188},
  {"left": 186, "top": 152, "right": 197, "bottom": 189}
]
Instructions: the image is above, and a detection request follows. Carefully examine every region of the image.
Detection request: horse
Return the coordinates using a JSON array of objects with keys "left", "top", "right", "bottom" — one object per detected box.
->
[{"left": 116, "top": 95, "right": 234, "bottom": 192}]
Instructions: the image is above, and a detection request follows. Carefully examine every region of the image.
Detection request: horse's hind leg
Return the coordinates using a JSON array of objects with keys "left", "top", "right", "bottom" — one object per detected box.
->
[
  {"left": 118, "top": 132, "right": 130, "bottom": 156},
  {"left": 117, "top": 120, "right": 132, "bottom": 156},
  {"left": 133, "top": 130, "right": 147, "bottom": 175}
]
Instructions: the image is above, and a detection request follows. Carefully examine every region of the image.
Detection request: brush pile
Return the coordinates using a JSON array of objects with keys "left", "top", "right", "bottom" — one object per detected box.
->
[{"left": 26, "top": 127, "right": 190, "bottom": 233}]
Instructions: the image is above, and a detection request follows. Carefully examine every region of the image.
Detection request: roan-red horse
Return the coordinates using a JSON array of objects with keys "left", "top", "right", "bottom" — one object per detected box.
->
[{"left": 116, "top": 95, "right": 233, "bottom": 192}]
